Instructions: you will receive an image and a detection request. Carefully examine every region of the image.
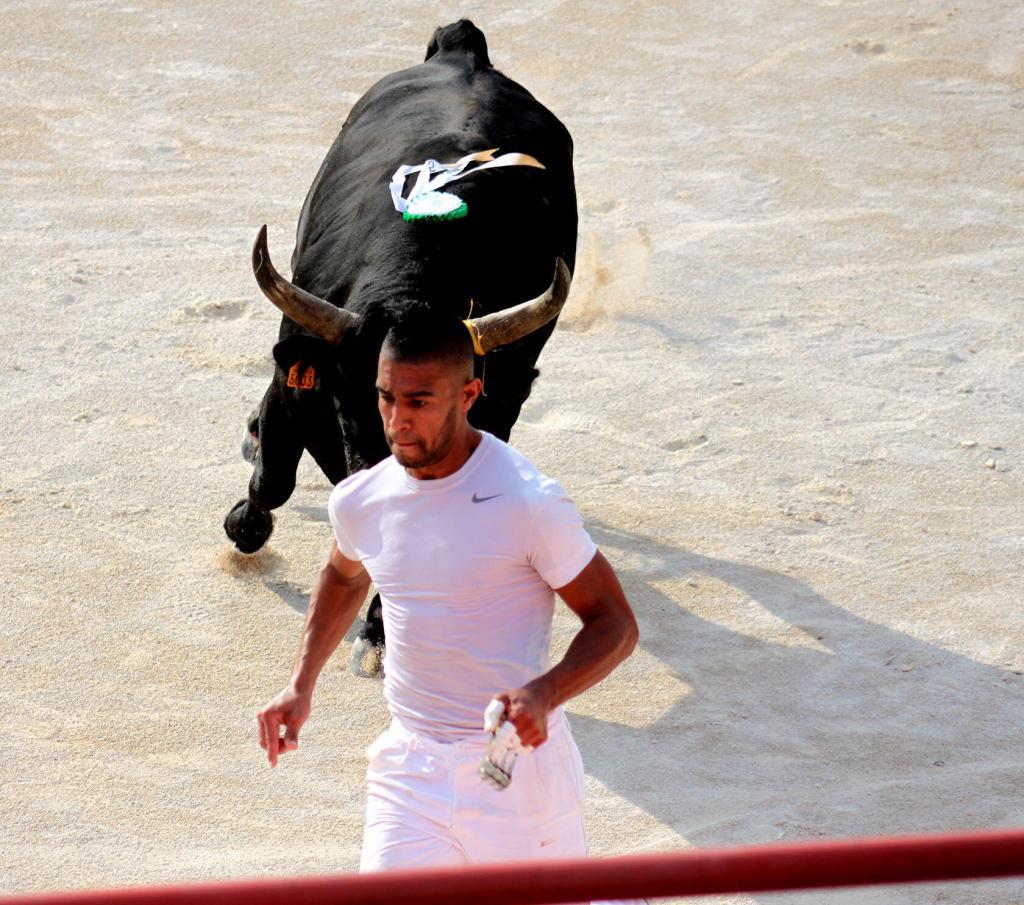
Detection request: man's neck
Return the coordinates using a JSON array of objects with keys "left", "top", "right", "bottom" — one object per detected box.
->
[{"left": 406, "top": 427, "right": 483, "bottom": 481}]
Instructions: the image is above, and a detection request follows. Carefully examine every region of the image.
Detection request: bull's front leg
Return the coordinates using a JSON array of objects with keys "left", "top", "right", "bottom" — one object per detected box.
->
[
  {"left": 224, "top": 381, "right": 303, "bottom": 553},
  {"left": 350, "top": 593, "right": 385, "bottom": 678}
]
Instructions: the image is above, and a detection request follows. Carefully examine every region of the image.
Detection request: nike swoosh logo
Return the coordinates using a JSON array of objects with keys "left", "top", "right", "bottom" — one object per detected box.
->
[{"left": 472, "top": 492, "right": 503, "bottom": 503}]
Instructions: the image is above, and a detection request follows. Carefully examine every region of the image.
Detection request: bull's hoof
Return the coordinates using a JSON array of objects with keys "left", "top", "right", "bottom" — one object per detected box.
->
[
  {"left": 224, "top": 498, "right": 275, "bottom": 554},
  {"left": 351, "top": 637, "right": 385, "bottom": 679}
]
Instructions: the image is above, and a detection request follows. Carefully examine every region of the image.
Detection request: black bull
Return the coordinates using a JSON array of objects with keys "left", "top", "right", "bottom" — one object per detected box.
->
[{"left": 224, "top": 20, "right": 577, "bottom": 668}]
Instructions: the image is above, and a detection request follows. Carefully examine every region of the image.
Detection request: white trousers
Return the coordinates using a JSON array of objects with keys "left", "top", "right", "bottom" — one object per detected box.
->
[
  {"left": 360, "top": 716, "right": 646, "bottom": 904},
  {"left": 360, "top": 712, "right": 588, "bottom": 871}
]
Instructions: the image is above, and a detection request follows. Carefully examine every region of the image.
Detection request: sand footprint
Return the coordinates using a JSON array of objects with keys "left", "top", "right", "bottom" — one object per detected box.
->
[
  {"left": 661, "top": 434, "right": 709, "bottom": 453},
  {"left": 846, "top": 40, "right": 887, "bottom": 56},
  {"left": 175, "top": 343, "right": 271, "bottom": 377},
  {"left": 180, "top": 298, "right": 253, "bottom": 320}
]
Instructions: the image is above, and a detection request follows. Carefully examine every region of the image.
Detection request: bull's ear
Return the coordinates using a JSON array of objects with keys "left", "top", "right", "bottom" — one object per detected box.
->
[{"left": 272, "top": 334, "right": 329, "bottom": 372}]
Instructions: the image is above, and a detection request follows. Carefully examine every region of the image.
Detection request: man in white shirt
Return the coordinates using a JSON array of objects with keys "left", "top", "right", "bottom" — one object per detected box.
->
[{"left": 257, "top": 309, "right": 638, "bottom": 872}]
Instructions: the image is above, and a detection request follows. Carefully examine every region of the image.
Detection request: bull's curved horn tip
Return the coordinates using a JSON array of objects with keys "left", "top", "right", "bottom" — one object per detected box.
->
[
  {"left": 550, "top": 258, "right": 571, "bottom": 298},
  {"left": 253, "top": 225, "right": 270, "bottom": 271}
]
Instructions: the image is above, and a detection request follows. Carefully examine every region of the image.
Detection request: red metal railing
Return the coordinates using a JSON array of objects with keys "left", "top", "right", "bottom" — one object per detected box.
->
[{"left": 4, "top": 828, "right": 1023, "bottom": 904}]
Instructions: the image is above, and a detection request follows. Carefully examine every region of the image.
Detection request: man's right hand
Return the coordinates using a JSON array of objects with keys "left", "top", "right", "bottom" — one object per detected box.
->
[
  {"left": 257, "top": 685, "right": 311, "bottom": 768},
  {"left": 256, "top": 540, "right": 369, "bottom": 768}
]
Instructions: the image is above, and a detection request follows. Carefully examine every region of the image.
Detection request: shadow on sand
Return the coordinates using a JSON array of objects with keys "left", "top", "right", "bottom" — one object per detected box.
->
[{"left": 571, "top": 521, "right": 1023, "bottom": 853}]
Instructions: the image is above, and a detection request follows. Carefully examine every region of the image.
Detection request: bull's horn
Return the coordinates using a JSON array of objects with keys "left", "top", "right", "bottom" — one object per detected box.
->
[
  {"left": 252, "top": 225, "right": 359, "bottom": 345},
  {"left": 465, "top": 258, "right": 571, "bottom": 354}
]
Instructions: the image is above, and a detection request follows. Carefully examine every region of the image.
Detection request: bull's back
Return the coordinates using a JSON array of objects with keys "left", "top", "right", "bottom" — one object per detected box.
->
[{"left": 291, "top": 46, "right": 575, "bottom": 308}]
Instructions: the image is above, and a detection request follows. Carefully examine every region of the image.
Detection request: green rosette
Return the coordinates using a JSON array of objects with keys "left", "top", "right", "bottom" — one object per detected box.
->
[{"left": 403, "top": 190, "right": 468, "bottom": 223}]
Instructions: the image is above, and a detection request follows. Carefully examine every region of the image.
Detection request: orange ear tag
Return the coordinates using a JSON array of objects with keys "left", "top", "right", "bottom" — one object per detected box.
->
[{"left": 287, "top": 362, "right": 316, "bottom": 390}]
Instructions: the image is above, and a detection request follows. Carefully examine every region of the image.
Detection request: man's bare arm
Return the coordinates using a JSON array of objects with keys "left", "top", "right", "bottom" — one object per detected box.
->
[
  {"left": 257, "top": 540, "right": 370, "bottom": 766},
  {"left": 497, "top": 550, "right": 638, "bottom": 747},
  {"left": 291, "top": 540, "right": 371, "bottom": 694}
]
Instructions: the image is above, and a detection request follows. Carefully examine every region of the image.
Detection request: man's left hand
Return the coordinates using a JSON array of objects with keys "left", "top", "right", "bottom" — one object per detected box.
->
[{"left": 494, "top": 682, "right": 553, "bottom": 748}]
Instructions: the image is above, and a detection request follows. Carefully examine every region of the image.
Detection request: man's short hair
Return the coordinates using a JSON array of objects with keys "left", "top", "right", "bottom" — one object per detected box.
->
[{"left": 380, "top": 307, "right": 475, "bottom": 374}]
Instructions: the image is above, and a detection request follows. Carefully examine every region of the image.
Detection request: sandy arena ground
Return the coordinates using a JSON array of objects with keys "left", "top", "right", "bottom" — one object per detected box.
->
[{"left": 2, "top": 1, "right": 1022, "bottom": 903}]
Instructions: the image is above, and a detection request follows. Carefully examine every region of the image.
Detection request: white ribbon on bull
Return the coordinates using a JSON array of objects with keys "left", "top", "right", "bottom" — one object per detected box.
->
[{"left": 388, "top": 148, "right": 545, "bottom": 216}]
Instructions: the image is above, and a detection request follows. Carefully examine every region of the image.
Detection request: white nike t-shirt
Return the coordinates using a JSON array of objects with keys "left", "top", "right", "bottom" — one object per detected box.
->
[{"left": 327, "top": 431, "right": 597, "bottom": 740}]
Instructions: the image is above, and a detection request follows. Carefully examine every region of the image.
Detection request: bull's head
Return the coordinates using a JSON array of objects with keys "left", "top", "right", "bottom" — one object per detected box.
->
[{"left": 251, "top": 225, "right": 571, "bottom": 353}]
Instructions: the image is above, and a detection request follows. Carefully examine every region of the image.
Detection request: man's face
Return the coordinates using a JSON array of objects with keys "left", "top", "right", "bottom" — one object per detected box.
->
[{"left": 375, "top": 353, "right": 480, "bottom": 470}]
